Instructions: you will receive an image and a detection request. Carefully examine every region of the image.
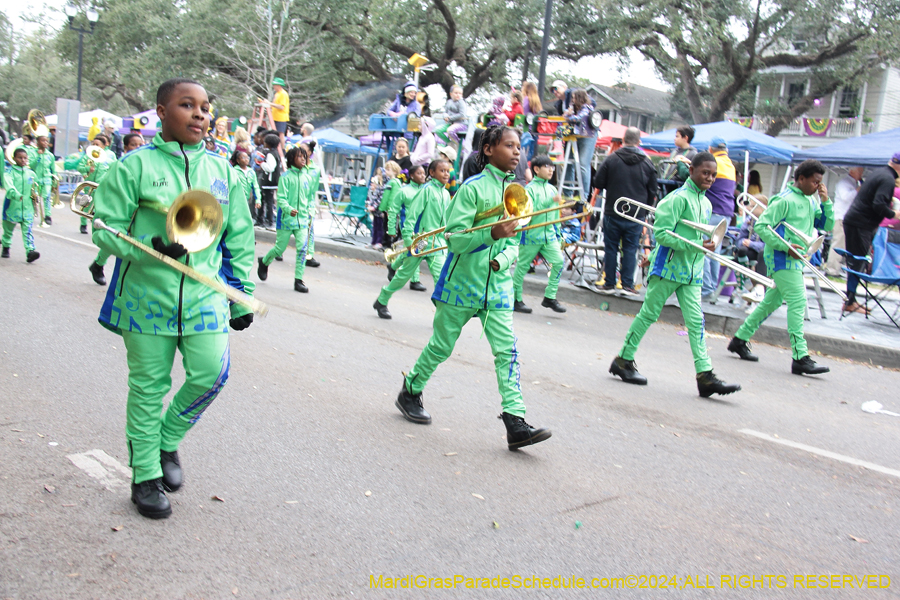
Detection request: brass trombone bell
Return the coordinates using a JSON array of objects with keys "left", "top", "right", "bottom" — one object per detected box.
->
[
  {"left": 165, "top": 190, "right": 223, "bottom": 253},
  {"left": 70, "top": 181, "right": 99, "bottom": 219},
  {"left": 782, "top": 222, "right": 824, "bottom": 256},
  {"left": 613, "top": 197, "right": 727, "bottom": 247},
  {"left": 444, "top": 184, "right": 544, "bottom": 241}
]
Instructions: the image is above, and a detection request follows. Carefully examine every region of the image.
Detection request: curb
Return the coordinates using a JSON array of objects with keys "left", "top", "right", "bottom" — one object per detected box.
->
[{"left": 260, "top": 230, "right": 900, "bottom": 369}]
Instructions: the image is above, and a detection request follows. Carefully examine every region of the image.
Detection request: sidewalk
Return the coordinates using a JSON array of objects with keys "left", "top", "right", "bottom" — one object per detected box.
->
[{"left": 261, "top": 217, "right": 900, "bottom": 369}]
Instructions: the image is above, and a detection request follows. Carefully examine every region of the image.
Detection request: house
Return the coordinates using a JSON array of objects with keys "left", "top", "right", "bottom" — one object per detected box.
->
[{"left": 585, "top": 82, "right": 680, "bottom": 134}]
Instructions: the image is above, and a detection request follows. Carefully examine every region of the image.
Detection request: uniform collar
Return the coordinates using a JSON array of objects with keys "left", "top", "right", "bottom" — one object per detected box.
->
[
  {"left": 683, "top": 178, "right": 703, "bottom": 194},
  {"left": 484, "top": 163, "right": 513, "bottom": 183},
  {"left": 151, "top": 132, "right": 205, "bottom": 157}
]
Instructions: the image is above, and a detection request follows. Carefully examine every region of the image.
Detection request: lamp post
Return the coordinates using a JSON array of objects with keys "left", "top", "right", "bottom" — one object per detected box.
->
[{"left": 64, "top": 5, "right": 99, "bottom": 102}]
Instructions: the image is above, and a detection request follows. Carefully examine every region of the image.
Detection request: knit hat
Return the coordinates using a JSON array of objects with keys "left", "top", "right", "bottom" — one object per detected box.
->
[
  {"left": 272, "top": 77, "right": 286, "bottom": 87},
  {"left": 403, "top": 81, "right": 418, "bottom": 93}
]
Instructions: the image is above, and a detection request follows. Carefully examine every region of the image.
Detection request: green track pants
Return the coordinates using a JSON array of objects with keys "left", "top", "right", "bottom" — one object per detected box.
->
[
  {"left": 620, "top": 275, "right": 712, "bottom": 374},
  {"left": 2, "top": 220, "right": 35, "bottom": 253},
  {"left": 378, "top": 251, "right": 445, "bottom": 305},
  {"left": 263, "top": 227, "right": 310, "bottom": 280},
  {"left": 121, "top": 331, "right": 230, "bottom": 484},
  {"left": 513, "top": 242, "right": 564, "bottom": 301},
  {"left": 735, "top": 269, "right": 808, "bottom": 360},
  {"left": 405, "top": 303, "right": 526, "bottom": 417}
]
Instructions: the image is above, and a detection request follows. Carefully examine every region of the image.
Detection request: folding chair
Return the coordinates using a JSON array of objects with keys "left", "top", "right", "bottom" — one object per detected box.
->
[
  {"left": 837, "top": 227, "right": 900, "bottom": 328},
  {"left": 568, "top": 225, "right": 605, "bottom": 291},
  {"left": 334, "top": 186, "right": 372, "bottom": 238}
]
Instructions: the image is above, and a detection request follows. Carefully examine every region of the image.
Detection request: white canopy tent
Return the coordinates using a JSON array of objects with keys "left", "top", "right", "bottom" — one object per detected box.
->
[{"left": 45, "top": 109, "right": 123, "bottom": 130}]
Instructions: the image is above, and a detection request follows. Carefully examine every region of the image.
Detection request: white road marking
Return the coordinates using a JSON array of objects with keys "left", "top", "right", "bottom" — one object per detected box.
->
[
  {"left": 66, "top": 449, "right": 131, "bottom": 491},
  {"left": 739, "top": 429, "right": 900, "bottom": 479},
  {"left": 33, "top": 227, "right": 98, "bottom": 250}
]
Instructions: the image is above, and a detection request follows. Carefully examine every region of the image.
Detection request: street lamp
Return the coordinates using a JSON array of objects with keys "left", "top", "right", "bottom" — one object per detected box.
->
[{"left": 64, "top": 4, "right": 100, "bottom": 102}]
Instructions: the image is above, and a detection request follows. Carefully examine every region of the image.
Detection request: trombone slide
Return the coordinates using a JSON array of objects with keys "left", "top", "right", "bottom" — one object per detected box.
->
[{"left": 765, "top": 225, "right": 847, "bottom": 301}]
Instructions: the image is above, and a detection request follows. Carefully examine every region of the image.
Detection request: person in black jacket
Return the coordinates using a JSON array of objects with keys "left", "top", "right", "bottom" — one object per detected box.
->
[
  {"left": 841, "top": 152, "right": 900, "bottom": 313},
  {"left": 593, "top": 127, "right": 658, "bottom": 296}
]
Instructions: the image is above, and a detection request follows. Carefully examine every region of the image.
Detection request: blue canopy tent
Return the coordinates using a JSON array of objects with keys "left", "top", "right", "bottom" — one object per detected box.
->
[
  {"left": 791, "top": 127, "right": 900, "bottom": 167},
  {"left": 641, "top": 121, "right": 799, "bottom": 165}
]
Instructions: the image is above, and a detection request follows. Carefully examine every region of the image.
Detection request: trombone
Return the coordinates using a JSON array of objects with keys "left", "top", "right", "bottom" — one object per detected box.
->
[
  {"left": 737, "top": 193, "right": 846, "bottom": 300},
  {"left": 71, "top": 181, "right": 268, "bottom": 316},
  {"left": 614, "top": 197, "right": 775, "bottom": 289}
]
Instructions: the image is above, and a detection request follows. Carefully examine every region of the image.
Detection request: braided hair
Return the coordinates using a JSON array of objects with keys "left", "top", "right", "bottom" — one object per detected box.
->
[
  {"left": 475, "top": 125, "right": 517, "bottom": 173},
  {"left": 285, "top": 145, "right": 308, "bottom": 169}
]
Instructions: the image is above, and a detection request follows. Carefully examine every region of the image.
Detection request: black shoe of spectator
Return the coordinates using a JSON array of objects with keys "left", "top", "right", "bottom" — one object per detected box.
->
[
  {"left": 727, "top": 337, "right": 758, "bottom": 362},
  {"left": 541, "top": 297, "right": 566, "bottom": 313},
  {"left": 26, "top": 251, "right": 40, "bottom": 263},
  {"left": 514, "top": 300, "right": 532, "bottom": 314},
  {"left": 609, "top": 356, "right": 647, "bottom": 385},
  {"left": 409, "top": 281, "right": 427, "bottom": 292},
  {"left": 257, "top": 257, "right": 268, "bottom": 281},
  {"left": 294, "top": 279, "right": 308, "bottom": 293},
  {"left": 373, "top": 300, "right": 392, "bottom": 320},
  {"left": 696, "top": 371, "right": 741, "bottom": 398},
  {"left": 306, "top": 257, "right": 320, "bottom": 268},
  {"left": 791, "top": 356, "right": 830, "bottom": 375},
  {"left": 395, "top": 380, "right": 431, "bottom": 424},
  {"left": 502, "top": 413, "right": 551, "bottom": 450},
  {"left": 88, "top": 261, "right": 106, "bottom": 285}
]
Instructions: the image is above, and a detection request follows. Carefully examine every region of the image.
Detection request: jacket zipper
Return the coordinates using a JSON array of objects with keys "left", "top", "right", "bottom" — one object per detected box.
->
[{"left": 176, "top": 143, "right": 191, "bottom": 334}]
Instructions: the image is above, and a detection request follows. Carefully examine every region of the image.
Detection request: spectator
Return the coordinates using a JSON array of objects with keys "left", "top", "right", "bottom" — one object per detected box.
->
[
  {"left": 299, "top": 122, "right": 315, "bottom": 142},
  {"left": 388, "top": 82, "right": 421, "bottom": 117},
  {"left": 410, "top": 117, "right": 437, "bottom": 167},
  {"left": 824, "top": 166, "right": 864, "bottom": 276},
  {"left": 504, "top": 90, "right": 524, "bottom": 127},
  {"left": 257, "top": 132, "right": 282, "bottom": 228},
  {"left": 521, "top": 81, "right": 542, "bottom": 116},
  {"left": 103, "top": 119, "right": 124, "bottom": 158},
  {"left": 390, "top": 138, "right": 413, "bottom": 174},
  {"left": 461, "top": 128, "right": 485, "bottom": 182},
  {"left": 701, "top": 136, "right": 737, "bottom": 301},
  {"left": 367, "top": 168, "right": 387, "bottom": 250},
  {"left": 270, "top": 77, "right": 290, "bottom": 151},
  {"left": 563, "top": 88, "right": 598, "bottom": 200},
  {"left": 550, "top": 80, "right": 572, "bottom": 116},
  {"left": 593, "top": 127, "right": 658, "bottom": 296},
  {"left": 486, "top": 96, "right": 509, "bottom": 127},
  {"left": 661, "top": 126, "right": 697, "bottom": 183},
  {"left": 842, "top": 153, "right": 899, "bottom": 313},
  {"left": 444, "top": 85, "right": 469, "bottom": 144},
  {"left": 735, "top": 196, "right": 769, "bottom": 304},
  {"left": 233, "top": 126, "right": 252, "bottom": 154},
  {"left": 437, "top": 146, "right": 460, "bottom": 196}
]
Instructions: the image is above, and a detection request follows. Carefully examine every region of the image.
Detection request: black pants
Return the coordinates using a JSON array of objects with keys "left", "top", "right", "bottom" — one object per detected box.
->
[
  {"left": 735, "top": 246, "right": 767, "bottom": 276},
  {"left": 259, "top": 188, "right": 276, "bottom": 227},
  {"left": 843, "top": 223, "right": 875, "bottom": 303}
]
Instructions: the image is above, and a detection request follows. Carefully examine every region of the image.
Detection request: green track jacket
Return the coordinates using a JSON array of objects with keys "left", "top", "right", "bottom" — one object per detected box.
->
[
  {"left": 30, "top": 149, "right": 56, "bottom": 187},
  {"left": 233, "top": 165, "right": 261, "bottom": 205},
  {"left": 305, "top": 164, "right": 320, "bottom": 219},
  {"left": 433, "top": 164, "right": 519, "bottom": 309},
  {"left": 401, "top": 178, "right": 449, "bottom": 253},
  {"left": 757, "top": 183, "right": 834, "bottom": 273},
  {"left": 3, "top": 165, "right": 37, "bottom": 223},
  {"left": 92, "top": 133, "right": 255, "bottom": 336},
  {"left": 386, "top": 181, "right": 421, "bottom": 235},
  {"left": 275, "top": 166, "right": 313, "bottom": 230},
  {"left": 647, "top": 178, "right": 712, "bottom": 285},
  {"left": 516, "top": 176, "right": 561, "bottom": 245}
]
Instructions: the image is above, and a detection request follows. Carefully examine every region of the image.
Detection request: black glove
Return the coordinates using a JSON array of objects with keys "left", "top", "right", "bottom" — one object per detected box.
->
[
  {"left": 151, "top": 236, "right": 187, "bottom": 259},
  {"left": 229, "top": 313, "right": 253, "bottom": 331}
]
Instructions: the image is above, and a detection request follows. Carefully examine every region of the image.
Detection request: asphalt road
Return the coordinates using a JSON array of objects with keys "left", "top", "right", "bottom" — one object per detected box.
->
[{"left": 1, "top": 209, "right": 898, "bottom": 599}]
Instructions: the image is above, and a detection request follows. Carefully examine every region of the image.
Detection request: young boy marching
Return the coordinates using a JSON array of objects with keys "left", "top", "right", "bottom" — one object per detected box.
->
[
  {"left": 384, "top": 164, "right": 427, "bottom": 290},
  {"left": 2, "top": 147, "right": 41, "bottom": 263},
  {"left": 727, "top": 159, "right": 833, "bottom": 375},
  {"left": 91, "top": 78, "right": 256, "bottom": 519},
  {"left": 609, "top": 152, "right": 741, "bottom": 398},
  {"left": 31, "top": 130, "right": 56, "bottom": 226}
]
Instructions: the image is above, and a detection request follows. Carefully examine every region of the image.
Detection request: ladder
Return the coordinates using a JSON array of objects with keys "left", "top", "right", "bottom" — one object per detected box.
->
[
  {"left": 248, "top": 101, "right": 275, "bottom": 134},
  {"left": 555, "top": 135, "right": 585, "bottom": 202}
]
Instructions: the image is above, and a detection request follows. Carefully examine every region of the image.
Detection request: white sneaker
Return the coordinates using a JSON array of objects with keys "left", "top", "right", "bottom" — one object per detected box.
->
[{"left": 741, "top": 288, "right": 765, "bottom": 303}]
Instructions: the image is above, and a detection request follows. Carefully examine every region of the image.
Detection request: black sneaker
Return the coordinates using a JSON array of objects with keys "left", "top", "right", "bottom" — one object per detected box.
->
[
  {"left": 501, "top": 413, "right": 552, "bottom": 450},
  {"left": 160, "top": 450, "right": 183, "bottom": 492},
  {"left": 792, "top": 356, "right": 830, "bottom": 376},
  {"left": 395, "top": 380, "right": 431, "bottom": 424},
  {"left": 80, "top": 224, "right": 88, "bottom": 234},
  {"left": 727, "top": 337, "right": 758, "bottom": 362},
  {"left": 26, "top": 251, "right": 40, "bottom": 263},
  {"left": 541, "top": 297, "right": 567, "bottom": 313},
  {"left": 387, "top": 264, "right": 396, "bottom": 281},
  {"left": 696, "top": 371, "right": 741, "bottom": 398},
  {"left": 274, "top": 255, "right": 284, "bottom": 261},
  {"left": 409, "top": 281, "right": 427, "bottom": 292},
  {"left": 131, "top": 478, "right": 171, "bottom": 519},
  {"left": 514, "top": 300, "right": 532, "bottom": 314},
  {"left": 609, "top": 356, "right": 647, "bottom": 385},
  {"left": 1, "top": 247, "right": 9, "bottom": 258},
  {"left": 373, "top": 300, "right": 392, "bottom": 319},
  {"left": 257, "top": 257, "right": 268, "bottom": 281},
  {"left": 88, "top": 261, "right": 106, "bottom": 285},
  {"left": 294, "top": 279, "right": 308, "bottom": 293},
  {"left": 44, "top": 216, "right": 52, "bottom": 225},
  {"left": 306, "top": 257, "right": 320, "bottom": 268}
]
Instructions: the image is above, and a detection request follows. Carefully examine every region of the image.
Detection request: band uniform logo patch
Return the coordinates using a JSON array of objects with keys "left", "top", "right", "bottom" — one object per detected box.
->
[
  {"left": 152, "top": 178, "right": 168, "bottom": 187},
  {"left": 210, "top": 178, "right": 229, "bottom": 204}
]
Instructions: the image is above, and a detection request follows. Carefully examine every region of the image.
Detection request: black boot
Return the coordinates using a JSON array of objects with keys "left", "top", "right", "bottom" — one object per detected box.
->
[
  {"left": 1, "top": 247, "right": 9, "bottom": 258},
  {"left": 395, "top": 379, "right": 431, "bottom": 424},
  {"left": 502, "top": 413, "right": 552, "bottom": 450},
  {"left": 373, "top": 300, "right": 392, "bottom": 319},
  {"left": 26, "top": 250, "right": 40, "bottom": 263},
  {"left": 409, "top": 281, "right": 427, "bottom": 292},
  {"left": 160, "top": 450, "right": 183, "bottom": 492},
  {"left": 541, "top": 297, "right": 567, "bottom": 313},
  {"left": 792, "top": 356, "right": 830, "bottom": 375},
  {"left": 257, "top": 257, "right": 268, "bottom": 281},
  {"left": 88, "top": 261, "right": 106, "bottom": 285},
  {"left": 294, "top": 279, "right": 308, "bottom": 293},
  {"left": 305, "top": 257, "right": 320, "bottom": 268},
  {"left": 514, "top": 300, "right": 532, "bottom": 314},
  {"left": 387, "top": 264, "right": 396, "bottom": 281},
  {"left": 44, "top": 216, "right": 52, "bottom": 225},
  {"left": 80, "top": 224, "right": 88, "bottom": 234},
  {"left": 609, "top": 356, "right": 648, "bottom": 385},
  {"left": 727, "top": 337, "right": 758, "bottom": 362},
  {"left": 131, "top": 478, "right": 171, "bottom": 519},
  {"left": 696, "top": 371, "right": 741, "bottom": 398}
]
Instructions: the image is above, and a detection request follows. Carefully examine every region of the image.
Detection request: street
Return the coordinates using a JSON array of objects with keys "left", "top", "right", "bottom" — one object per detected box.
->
[{"left": 1, "top": 210, "right": 898, "bottom": 599}]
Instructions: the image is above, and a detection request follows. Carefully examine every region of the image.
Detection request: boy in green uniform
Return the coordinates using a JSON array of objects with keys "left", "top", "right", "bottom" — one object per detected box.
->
[
  {"left": 373, "top": 159, "right": 451, "bottom": 319},
  {"left": 257, "top": 146, "right": 315, "bottom": 293},
  {"left": 512, "top": 155, "right": 567, "bottom": 314},
  {"left": 92, "top": 78, "right": 256, "bottom": 519},
  {"left": 395, "top": 126, "right": 552, "bottom": 450},
  {"left": 727, "top": 159, "right": 832, "bottom": 375},
  {"left": 384, "top": 165, "right": 426, "bottom": 290},
  {"left": 610, "top": 152, "right": 741, "bottom": 397},
  {"left": 30, "top": 131, "right": 56, "bottom": 226},
  {"left": 301, "top": 140, "right": 321, "bottom": 268},
  {"left": 2, "top": 147, "right": 41, "bottom": 262}
]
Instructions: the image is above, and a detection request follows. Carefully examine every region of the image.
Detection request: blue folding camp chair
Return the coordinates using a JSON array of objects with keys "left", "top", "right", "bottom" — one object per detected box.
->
[{"left": 836, "top": 227, "right": 900, "bottom": 328}]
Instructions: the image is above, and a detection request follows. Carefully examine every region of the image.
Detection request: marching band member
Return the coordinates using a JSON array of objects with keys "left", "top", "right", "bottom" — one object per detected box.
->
[
  {"left": 394, "top": 126, "right": 552, "bottom": 451},
  {"left": 727, "top": 159, "right": 833, "bottom": 375},
  {"left": 31, "top": 131, "right": 56, "bottom": 226},
  {"left": 609, "top": 152, "right": 741, "bottom": 397},
  {"left": 384, "top": 164, "right": 427, "bottom": 290},
  {"left": 512, "top": 155, "right": 566, "bottom": 314},
  {"left": 77, "top": 134, "right": 116, "bottom": 234},
  {"left": 91, "top": 78, "right": 256, "bottom": 519},
  {"left": 300, "top": 140, "right": 321, "bottom": 268},
  {"left": 2, "top": 146, "right": 41, "bottom": 263},
  {"left": 373, "top": 159, "right": 451, "bottom": 320}
]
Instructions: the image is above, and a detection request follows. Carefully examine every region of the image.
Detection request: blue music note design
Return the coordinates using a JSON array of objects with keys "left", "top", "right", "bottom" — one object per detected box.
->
[
  {"left": 145, "top": 300, "right": 163, "bottom": 319},
  {"left": 194, "top": 305, "right": 219, "bottom": 332}
]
